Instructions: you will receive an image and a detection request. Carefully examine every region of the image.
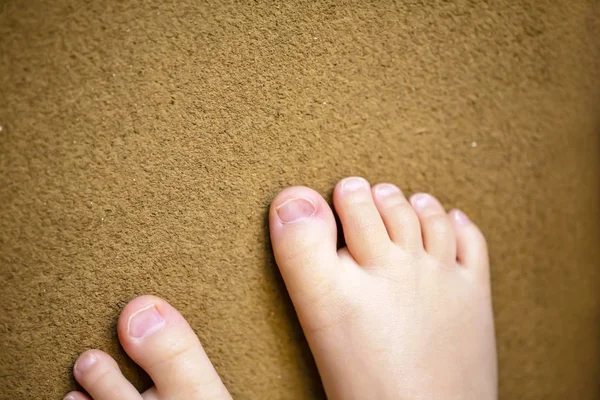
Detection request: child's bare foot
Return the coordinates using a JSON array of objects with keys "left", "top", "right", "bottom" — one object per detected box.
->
[
  {"left": 64, "top": 295, "right": 233, "bottom": 400},
  {"left": 65, "top": 177, "right": 496, "bottom": 400},
  {"left": 269, "top": 177, "right": 497, "bottom": 399}
]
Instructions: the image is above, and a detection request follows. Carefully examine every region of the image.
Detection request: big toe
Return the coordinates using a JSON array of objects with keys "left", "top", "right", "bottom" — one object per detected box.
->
[
  {"left": 117, "top": 296, "right": 232, "bottom": 400},
  {"left": 269, "top": 187, "right": 341, "bottom": 316}
]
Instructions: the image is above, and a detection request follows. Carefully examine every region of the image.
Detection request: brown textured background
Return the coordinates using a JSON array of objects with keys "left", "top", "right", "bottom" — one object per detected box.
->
[{"left": 1, "top": 0, "right": 599, "bottom": 399}]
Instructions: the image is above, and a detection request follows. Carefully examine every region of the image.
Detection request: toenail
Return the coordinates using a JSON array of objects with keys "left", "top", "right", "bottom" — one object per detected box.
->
[
  {"left": 127, "top": 304, "right": 166, "bottom": 339},
  {"left": 75, "top": 353, "right": 97, "bottom": 373},
  {"left": 410, "top": 193, "right": 434, "bottom": 210},
  {"left": 452, "top": 210, "right": 470, "bottom": 225},
  {"left": 63, "top": 395, "right": 76, "bottom": 400},
  {"left": 341, "top": 177, "right": 369, "bottom": 192},
  {"left": 275, "top": 197, "right": 316, "bottom": 224},
  {"left": 375, "top": 184, "right": 401, "bottom": 198}
]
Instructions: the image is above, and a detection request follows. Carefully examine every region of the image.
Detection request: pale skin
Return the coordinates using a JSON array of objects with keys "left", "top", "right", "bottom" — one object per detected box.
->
[{"left": 65, "top": 177, "right": 497, "bottom": 400}]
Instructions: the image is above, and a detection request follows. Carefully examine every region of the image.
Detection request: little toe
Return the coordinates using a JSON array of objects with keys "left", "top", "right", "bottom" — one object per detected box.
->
[
  {"left": 333, "top": 177, "right": 392, "bottom": 264},
  {"left": 372, "top": 183, "right": 422, "bottom": 250},
  {"left": 449, "top": 209, "right": 490, "bottom": 276},
  {"left": 72, "top": 350, "right": 142, "bottom": 400},
  {"left": 410, "top": 193, "right": 456, "bottom": 264},
  {"left": 117, "top": 296, "right": 232, "bottom": 400}
]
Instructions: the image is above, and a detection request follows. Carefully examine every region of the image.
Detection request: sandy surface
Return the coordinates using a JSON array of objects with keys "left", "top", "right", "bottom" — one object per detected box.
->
[{"left": 1, "top": 1, "right": 599, "bottom": 398}]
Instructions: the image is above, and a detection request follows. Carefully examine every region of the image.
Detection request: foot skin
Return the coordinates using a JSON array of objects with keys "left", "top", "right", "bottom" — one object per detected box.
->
[
  {"left": 65, "top": 296, "right": 233, "bottom": 400},
  {"left": 269, "top": 178, "right": 497, "bottom": 400},
  {"left": 67, "top": 177, "right": 496, "bottom": 400}
]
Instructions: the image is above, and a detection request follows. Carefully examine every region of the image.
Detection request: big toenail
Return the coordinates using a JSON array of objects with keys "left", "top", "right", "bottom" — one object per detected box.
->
[
  {"left": 342, "top": 177, "right": 369, "bottom": 192},
  {"left": 75, "top": 353, "right": 97, "bottom": 373},
  {"left": 127, "top": 304, "right": 166, "bottom": 339},
  {"left": 411, "top": 193, "right": 433, "bottom": 210},
  {"left": 452, "top": 210, "right": 470, "bottom": 225},
  {"left": 375, "top": 184, "right": 401, "bottom": 198},
  {"left": 63, "top": 395, "right": 75, "bottom": 400},
  {"left": 276, "top": 197, "right": 316, "bottom": 223}
]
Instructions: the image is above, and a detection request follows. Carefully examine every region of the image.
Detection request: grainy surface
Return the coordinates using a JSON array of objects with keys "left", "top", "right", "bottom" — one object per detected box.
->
[{"left": 1, "top": 1, "right": 599, "bottom": 399}]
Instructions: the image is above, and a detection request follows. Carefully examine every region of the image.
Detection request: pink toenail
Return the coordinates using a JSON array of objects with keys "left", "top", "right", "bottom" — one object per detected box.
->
[
  {"left": 63, "top": 395, "right": 76, "bottom": 400},
  {"left": 342, "top": 177, "right": 369, "bottom": 192},
  {"left": 276, "top": 197, "right": 316, "bottom": 223},
  {"left": 127, "top": 304, "right": 166, "bottom": 339},
  {"left": 75, "top": 353, "right": 97, "bottom": 373},
  {"left": 410, "top": 193, "right": 433, "bottom": 210},
  {"left": 375, "top": 184, "right": 401, "bottom": 198},
  {"left": 452, "top": 210, "right": 470, "bottom": 225}
]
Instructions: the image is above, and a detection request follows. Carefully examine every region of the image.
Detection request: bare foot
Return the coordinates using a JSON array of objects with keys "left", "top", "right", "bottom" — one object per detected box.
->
[
  {"left": 269, "top": 177, "right": 497, "bottom": 400},
  {"left": 66, "top": 177, "right": 496, "bottom": 400},
  {"left": 64, "top": 296, "right": 232, "bottom": 400}
]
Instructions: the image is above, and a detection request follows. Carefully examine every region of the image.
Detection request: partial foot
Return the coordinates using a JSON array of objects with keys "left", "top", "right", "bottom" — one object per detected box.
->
[
  {"left": 66, "top": 177, "right": 496, "bottom": 400},
  {"left": 269, "top": 177, "right": 497, "bottom": 399},
  {"left": 64, "top": 296, "right": 232, "bottom": 400}
]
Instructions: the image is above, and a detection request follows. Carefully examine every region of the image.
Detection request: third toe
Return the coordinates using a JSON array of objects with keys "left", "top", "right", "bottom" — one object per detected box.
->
[
  {"left": 449, "top": 209, "right": 490, "bottom": 277},
  {"left": 372, "top": 183, "right": 422, "bottom": 250}
]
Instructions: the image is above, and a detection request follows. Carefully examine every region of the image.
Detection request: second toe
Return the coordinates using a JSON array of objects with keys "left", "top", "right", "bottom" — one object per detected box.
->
[
  {"left": 333, "top": 177, "right": 393, "bottom": 265},
  {"left": 72, "top": 350, "right": 141, "bottom": 400}
]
